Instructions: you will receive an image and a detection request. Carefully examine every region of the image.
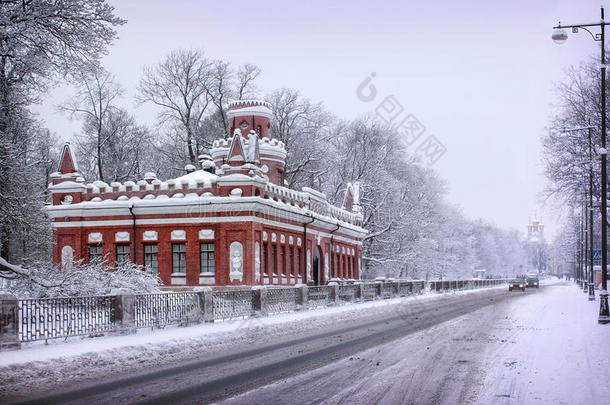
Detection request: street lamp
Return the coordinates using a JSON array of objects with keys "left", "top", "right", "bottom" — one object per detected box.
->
[
  {"left": 553, "top": 7, "right": 609, "bottom": 323},
  {"left": 552, "top": 29, "right": 568, "bottom": 44}
]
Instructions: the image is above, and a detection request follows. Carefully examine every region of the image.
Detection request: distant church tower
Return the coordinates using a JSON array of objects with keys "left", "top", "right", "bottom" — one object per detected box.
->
[{"left": 527, "top": 217, "right": 544, "bottom": 243}]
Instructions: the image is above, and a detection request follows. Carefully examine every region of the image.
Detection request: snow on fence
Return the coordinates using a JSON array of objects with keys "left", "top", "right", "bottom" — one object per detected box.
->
[
  {"left": 17, "top": 296, "right": 116, "bottom": 343},
  {"left": 0, "top": 279, "right": 507, "bottom": 349}
]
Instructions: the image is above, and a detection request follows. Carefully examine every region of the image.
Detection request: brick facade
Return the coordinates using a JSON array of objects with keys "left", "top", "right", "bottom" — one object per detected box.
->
[{"left": 47, "top": 101, "right": 366, "bottom": 287}]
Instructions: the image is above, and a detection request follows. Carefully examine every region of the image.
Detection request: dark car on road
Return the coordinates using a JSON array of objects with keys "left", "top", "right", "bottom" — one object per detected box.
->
[
  {"left": 525, "top": 276, "right": 539, "bottom": 288},
  {"left": 508, "top": 279, "right": 525, "bottom": 292}
]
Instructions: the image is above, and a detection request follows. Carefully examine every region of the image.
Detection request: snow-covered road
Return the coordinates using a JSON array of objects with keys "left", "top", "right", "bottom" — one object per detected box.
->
[
  {"left": 2, "top": 281, "right": 609, "bottom": 405},
  {"left": 220, "top": 281, "right": 610, "bottom": 405}
]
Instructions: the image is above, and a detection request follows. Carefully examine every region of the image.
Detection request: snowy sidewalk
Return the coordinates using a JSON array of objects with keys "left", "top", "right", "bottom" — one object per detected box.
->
[{"left": 475, "top": 282, "right": 610, "bottom": 404}]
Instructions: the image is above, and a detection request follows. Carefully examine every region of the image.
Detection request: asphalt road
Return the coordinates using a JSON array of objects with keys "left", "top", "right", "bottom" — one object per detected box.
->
[{"left": 15, "top": 286, "right": 538, "bottom": 405}]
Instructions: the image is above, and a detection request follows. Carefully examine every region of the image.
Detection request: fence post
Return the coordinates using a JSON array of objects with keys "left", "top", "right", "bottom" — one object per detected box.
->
[
  {"left": 0, "top": 293, "right": 20, "bottom": 350},
  {"left": 111, "top": 288, "right": 136, "bottom": 334},
  {"left": 296, "top": 284, "right": 308, "bottom": 311},
  {"left": 328, "top": 282, "right": 339, "bottom": 306},
  {"left": 375, "top": 280, "right": 383, "bottom": 299},
  {"left": 252, "top": 286, "right": 267, "bottom": 316},
  {"left": 389, "top": 280, "right": 398, "bottom": 297},
  {"left": 354, "top": 282, "right": 362, "bottom": 302},
  {"left": 194, "top": 287, "right": 214, "bottom": 323}
]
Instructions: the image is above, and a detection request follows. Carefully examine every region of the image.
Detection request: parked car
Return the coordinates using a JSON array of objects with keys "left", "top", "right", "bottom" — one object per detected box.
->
[
  {"left": 525, "top": 276, "right": 539, "bottom": 288},
  {"left": 509, "top": 279, "right": 525, "bottom": 292}
]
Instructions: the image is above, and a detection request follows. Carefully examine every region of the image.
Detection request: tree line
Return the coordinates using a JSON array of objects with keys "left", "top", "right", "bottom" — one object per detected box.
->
[{"left": 542, "top": 56, "right": 606, "bottom": 274}]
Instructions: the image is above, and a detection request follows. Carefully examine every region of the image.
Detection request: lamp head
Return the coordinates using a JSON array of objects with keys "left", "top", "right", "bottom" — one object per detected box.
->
[{"left": 552, "top": 28, "right": 568, "bottom": 44}]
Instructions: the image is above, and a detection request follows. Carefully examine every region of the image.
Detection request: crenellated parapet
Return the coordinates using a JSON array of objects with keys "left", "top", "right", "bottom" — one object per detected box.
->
[{"left": 261, "top": 183, "right": 363, "bottom": 227}]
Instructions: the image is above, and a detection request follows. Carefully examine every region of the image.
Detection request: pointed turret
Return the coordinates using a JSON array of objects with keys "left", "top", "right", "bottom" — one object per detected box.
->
[
  {"left": 58, "top": 143, "right": 79, "bottom": 175},
  {"left": 48, "top": 143, "right": 85, "bottom": 205}
]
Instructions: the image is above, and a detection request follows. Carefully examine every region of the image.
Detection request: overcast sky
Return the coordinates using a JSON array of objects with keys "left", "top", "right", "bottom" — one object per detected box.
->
[{"left": 33, "top": 0, "right": 604, "bottom": 239}]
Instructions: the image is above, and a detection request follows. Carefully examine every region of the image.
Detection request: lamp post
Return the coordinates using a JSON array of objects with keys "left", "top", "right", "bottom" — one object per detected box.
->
[
  {"left": 562, "top": 126, "right": 596, "bottom": 300},
  {"left": 553, "top": 7, "right": 609, "bottom": 323},
  {"left": 583, "top": 203, "right": 588, "bottom": 292}
]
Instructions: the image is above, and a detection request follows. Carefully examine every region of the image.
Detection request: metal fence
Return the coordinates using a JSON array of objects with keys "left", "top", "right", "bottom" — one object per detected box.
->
[
  {"left": 266, "top": 287, "right": 298, "bottom": 314},
  {"left": 361, "top": 282, "right": 378, "bottom": 301},
  {"left": 5, "top": 278, "right": 508, "bottom": 345},
  {"left": 307, "top": 286, "right": 332, "bottom": 308},
  {"left": 382, "top": 282, "right": 396, "bottom": 299},
  {"left": 213, "top": 289, "right": 254, "bottom": 320},
  {"left": 18, "top": 296, "right": 116, "bottom": 343},
  {"left": 134, "top": 292, "right": 200, "bottom": 328},
  {"left": 338, "top": 284, "right": 358, "bottom": 304}
]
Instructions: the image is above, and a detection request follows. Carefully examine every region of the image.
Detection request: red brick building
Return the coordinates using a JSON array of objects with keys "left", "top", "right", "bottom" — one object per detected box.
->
[{"left": 47, "top": 100, "right": 366, "bottom": 286}]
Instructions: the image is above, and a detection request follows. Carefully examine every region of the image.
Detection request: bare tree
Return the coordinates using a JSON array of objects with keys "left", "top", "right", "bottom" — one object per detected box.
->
[
  {"left": 74, "top": 107, "right": 152, "bottom": 182},
  {"left": 237, "top": 63, "right": 261, "bottom": 99},
  {"left": 206, "top": 60, "right": 233, "bottom": 136},
  {"left": 266, "top": 88, "right": 333, "bottom": 189},
  {"left": 137, "top": 49, "right": 213, "bottom": 165},
  {"left": 207, "top": 61, "right": 261, "bottom": 136},
  {"left": 60, "top": 68, "right": 124, "bottom": 181},
  {"left": 543, "top": 58, "right": 607, "bottom": 204}
]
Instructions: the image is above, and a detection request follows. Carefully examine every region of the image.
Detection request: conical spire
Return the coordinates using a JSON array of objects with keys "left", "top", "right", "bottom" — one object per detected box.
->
[{"left": 58, "top": 143, "right": 79, "bottom": 174}]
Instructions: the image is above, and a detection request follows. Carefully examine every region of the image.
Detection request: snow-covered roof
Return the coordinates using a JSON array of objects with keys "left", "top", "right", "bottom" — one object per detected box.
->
[{"left": 171, "top": 169, "right": 218, "bottom": 188}]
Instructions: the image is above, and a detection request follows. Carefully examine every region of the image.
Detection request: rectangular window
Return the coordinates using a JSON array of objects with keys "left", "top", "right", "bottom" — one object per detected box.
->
[
  {"left": 277, "top": 170, "right": 284, "bottom": 186},
  {"left": 297, "top": 248, "right": 302, "bottom": 276},
  {"left": 116, "top": 245, "right": 130, "bottom": 265},
  {"left": 200, "top": 243, "right": 215, "bottom": 274},
  {"left": 89, "top": 245, "right": 103, "bottom": 263},
  {"left": 144, "top": 244, "right": 158, "bottom": 275},
  {"left": 263, "top": 243, "right": 268, "bottom": 275},
  {"left": 280, "top": 246, "right": 286, "bottom": 275},
  {"left": 172, "top": 243, "right": 186, "bottom": 274},
  {"left": 271, "top": 245, "right": 277, "bottom": 275},
  {"left": 289, "top": 247, "right": 294, "bottom": 276},
  {"left": 348, "top": 255, "right": 352, "bottom": 278},
  {"left": 334, "top": 253, "right": 339, "bottom": 278}
]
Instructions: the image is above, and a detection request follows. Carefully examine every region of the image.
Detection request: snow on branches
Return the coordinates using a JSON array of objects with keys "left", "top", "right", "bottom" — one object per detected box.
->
[{"left": 0, "top": 257, "right": 161, "bottom": 298}]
